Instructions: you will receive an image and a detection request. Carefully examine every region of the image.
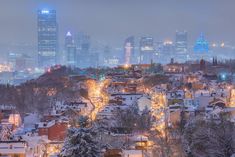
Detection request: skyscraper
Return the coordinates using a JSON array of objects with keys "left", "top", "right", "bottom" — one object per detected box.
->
[
  {"left": 65, "top": 32, "right": 76, "bottom": 67},
  {"left": 76, "top": 32, "right": 91, "bottom": 54},
  {"left": 139, "top": 37, "right": 154, "bottom": 64},
  {"left": 162, "top": 41, "right": 175, "bottom": 55},
  {"left": 37, "top": 9, "right": 58, "bottom": 68},
  {"left": 124, "top": 36, "right": 134, "bottom": 65},
  {"left": 103, "top": 45, "right": 111, "bottom": 64},
  {"left": 76, "top": 32, "right": 92, "bottom": 68},
  {"left": 175, "top": 31, "right": 188, "bottom": 54},
  {"left": 194, "top": 33, "right": 209, "bottom": 53}
]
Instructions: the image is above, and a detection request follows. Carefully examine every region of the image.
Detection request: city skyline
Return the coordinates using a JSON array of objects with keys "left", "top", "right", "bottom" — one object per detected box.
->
[{"left": 0, "top": 0, "right": 235, "bottom": 48}]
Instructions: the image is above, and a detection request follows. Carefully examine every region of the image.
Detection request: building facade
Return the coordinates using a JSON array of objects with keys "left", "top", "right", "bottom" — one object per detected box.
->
[
  {"left": 38, "top": 10, "right": 58, "bottom": 68},
  {"left": 65, "top": 32, "right": 77, "bottom": 67},
  {"left": 194, "top": 33, "right": 209, "bottom": 53},
  {"left": 175, "top": 31, "right": 188, "bottom": 54},
  {"left": 76, "top": 32, "right": 92, "bottom": 68},
  {"left": 139, "top": 37, "right": 154, "bottom": 64},
  {"left": 124, "top": 36, "right": 135, "bottom": 65}
]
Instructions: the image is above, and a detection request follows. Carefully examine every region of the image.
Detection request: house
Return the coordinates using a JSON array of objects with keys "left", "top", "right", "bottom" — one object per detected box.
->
[
  {"left": 38, "top": 119, "right": 68, "bottom": 141},
  {"left": 122, "top": 150, "right": 143, "bottom": 157},
  {"left": 104, "top": 149, "right": 144, "bottom": 157},
  {"left": 206, "top": 98, "right": 226, "bottom": 112},
  {"left": 97, "top": 104, "right": 128, "bottom": 121},
  {"left": 8, "top": 114, "right": 22, "bottom": 128},
  {"left": 110, "top": 93, "right": 143, "bottom": 106},
  {"left": 163, "top": 63, "right": 189, "bottom": 74},
  {"left": 137, "top": 96, "right": 151, "bottom": 112},
  {"left": 104, "top": 149, "right": 122, "bottom": 157},
  {"left": 53, "top": 100, "right": 89, "bottom": 115},
  {"left": 0, "top": 141, "right": 27, "bottom": 157},
  {"left": 23, "top": 113, "right": 40, "bottom": 131},
  {"left": 0, "top": 105, "right": 21, "bottom": 129}
]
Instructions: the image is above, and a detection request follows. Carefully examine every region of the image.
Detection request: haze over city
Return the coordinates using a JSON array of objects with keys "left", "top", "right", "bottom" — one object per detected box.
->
[{"left": 1, "top": 0, "right": 235, "bottom": 47}]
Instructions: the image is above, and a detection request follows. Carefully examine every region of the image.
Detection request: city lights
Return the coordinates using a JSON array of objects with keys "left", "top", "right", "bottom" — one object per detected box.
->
[
  {"left": 1, "top": 1, "right": 235, "bottom": 157},
  {"left": 41, "top": 10, "right": 49, "bottom": 14}
]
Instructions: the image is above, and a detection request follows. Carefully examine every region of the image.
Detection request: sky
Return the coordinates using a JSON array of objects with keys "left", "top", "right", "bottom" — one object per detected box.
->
[{"left": 0, "top": 0, "right": 235, "bottom": 47}]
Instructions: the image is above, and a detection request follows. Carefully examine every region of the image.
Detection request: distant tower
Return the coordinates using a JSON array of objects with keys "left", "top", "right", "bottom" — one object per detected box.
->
[
  {"left": 194, "top": 33, "right": 209, "bottom": 53},
  {"left": 212, "top": 57, "right": 218, "bottom": 66},
  {"left": 124, "top": 36, "right": 134, "bottom": 65},
  {"left": 139, "top": 37, "right": 154, "bottom": 64},
  {"left": 175, "top": 31, "right": 188, "bottom": 54},
  {"left": 65, "top": 32, "right": 77, "bottom": 67},
  {"left": 103, "top": 45, "right": 111, "bottom": 63},
  {"left": 37, "top": 9, "right": 58, "bottom": 68},
  {"left": 76, "top": 32, "right": 91, "bottom": 68},
  {"left": 76, "top": 32, "right": 91, "bottom": 55},
  {"left": 162, "top": 41, "right": 175, "bottom": 55}
]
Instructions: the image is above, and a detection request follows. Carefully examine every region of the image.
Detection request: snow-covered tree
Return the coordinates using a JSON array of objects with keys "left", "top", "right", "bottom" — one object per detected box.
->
[
  {"left": 0, "top": 125, "right": 12, "bottom": 141},
  {"left": 115, "top": 105, "right": 152, "bottom": 133},
  {"left": 183, "top": 114, "right": 235, "bottom": 157},
  {"left": 60, "top": 116, "right": 100, "bottom": 157}
]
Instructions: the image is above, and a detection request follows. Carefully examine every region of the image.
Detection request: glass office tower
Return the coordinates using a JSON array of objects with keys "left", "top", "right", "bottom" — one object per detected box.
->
[
  {"left": 38, "top": 10, "right": 58, "bottom": 68},
  {"left": 139, "top": 37, "right": 154, "bottom": 64}
]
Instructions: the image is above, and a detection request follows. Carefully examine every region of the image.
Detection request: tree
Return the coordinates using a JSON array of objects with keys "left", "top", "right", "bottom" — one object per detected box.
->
[
  {"left": 115, "top": 105, "right": 139, "bottom": 133},
  {"left": 60, "top": 116, "right": 101, "bottom": 157},
  {"left": 178, "top": 107, "right": 187, "bottom": 134},
  {"left": 183, "top": 114, "right": 235, "bottom": 157},
  {"left": 115, "top": 105, "right": 152, "bottom": 134},
  {"left": 149, "top": 128, "right": 173, "bottom": 157},
  {"left": 0, "top": 125, "right": 12, "bottom": 141},
  {"left": 137, "top": 106, "right": 152, "bottom": 132}
]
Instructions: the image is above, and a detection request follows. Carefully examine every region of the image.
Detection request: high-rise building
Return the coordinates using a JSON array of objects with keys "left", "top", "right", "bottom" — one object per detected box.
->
[
  {"left": 194, "top": 33, "right": 209, "bottom": 53},
  {"left": 76, "top": 32, "right": 91, "bottom": 54},
  {"left": 175, "top": 31, "right": 188, "bottom": 54},
  {"left": 124, "top": 36, "right": 134, "bottom": 65},
  {"left": 139, "top": 37, "right": 154, "bottom": 64},
  {"left": 65, "top": 32, "right": 77, "bottom": 67},
  {"left": 162, "top": 41, "right": 175, "bottom": 55},
  {"left": 76, "top": 32, "right": 92, "bottom": 68},
  {"left": 8, "top": 52, "right": 34, "bottom": 71},
  {"left": 103, "top": 45, "right": 111, "bottom": 64},
  {"left": 37, "top": 9, "right": 58, "bottom": 68}
]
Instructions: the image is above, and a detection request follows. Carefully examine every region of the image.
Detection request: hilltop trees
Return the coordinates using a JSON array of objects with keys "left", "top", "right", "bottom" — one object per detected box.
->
[{"left": 0, "top": 66, "right": 90, "bottom": 115}]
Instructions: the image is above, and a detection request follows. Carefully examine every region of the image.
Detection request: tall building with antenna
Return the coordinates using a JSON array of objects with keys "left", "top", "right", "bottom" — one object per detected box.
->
[{"left": 65, "top": 32, "right": 77, "bottom": 67}]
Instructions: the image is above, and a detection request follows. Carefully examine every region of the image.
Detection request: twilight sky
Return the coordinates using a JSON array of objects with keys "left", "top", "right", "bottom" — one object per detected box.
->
[{"left": 0, "top": 0, "right": 235, "bottom": 47}]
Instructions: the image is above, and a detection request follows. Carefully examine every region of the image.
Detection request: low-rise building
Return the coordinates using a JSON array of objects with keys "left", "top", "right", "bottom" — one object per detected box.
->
[{"left": 0, "top": 141, "right": 27, "bottom": 157}]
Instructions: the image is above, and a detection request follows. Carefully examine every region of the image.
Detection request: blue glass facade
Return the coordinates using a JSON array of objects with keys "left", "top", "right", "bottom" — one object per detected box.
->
[{"left": 194, "top": 34, "right": 209, "bottom": 53}]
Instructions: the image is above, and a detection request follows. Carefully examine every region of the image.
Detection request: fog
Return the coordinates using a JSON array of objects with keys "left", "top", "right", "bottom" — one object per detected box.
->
[{"left": 0, "top": 0, "right": 234, "bottom": 47}]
